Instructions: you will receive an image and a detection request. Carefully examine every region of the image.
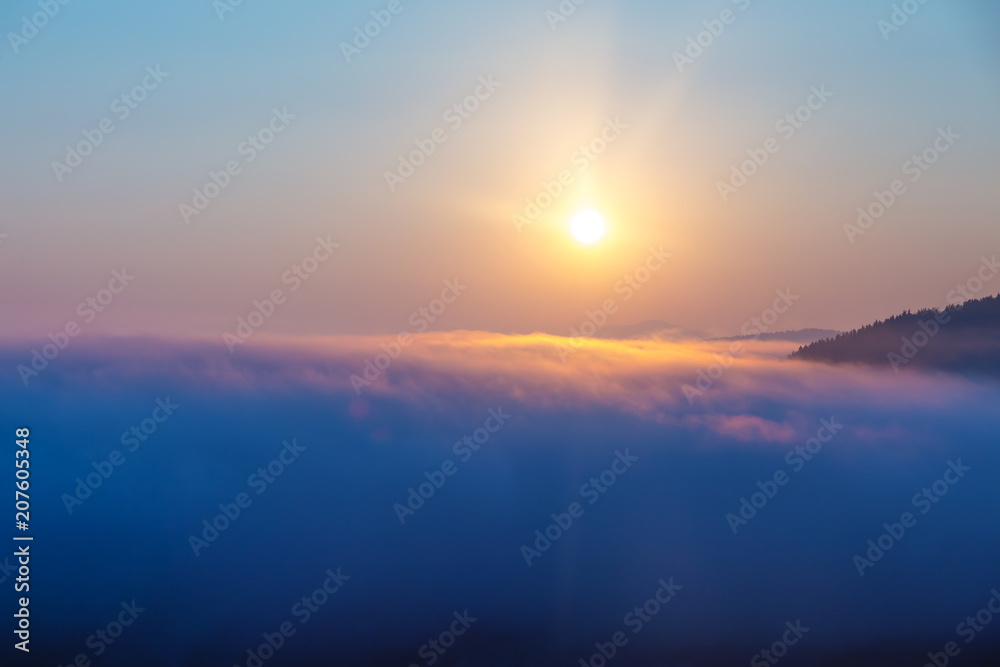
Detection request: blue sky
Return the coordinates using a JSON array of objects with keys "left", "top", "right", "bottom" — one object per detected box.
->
[{"left": 2, "top": 0, "right": 998, "bottom": 340}]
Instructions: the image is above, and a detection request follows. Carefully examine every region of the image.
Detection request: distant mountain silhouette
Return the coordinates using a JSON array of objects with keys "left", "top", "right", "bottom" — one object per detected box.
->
[
  {"left": 790, "top": 294, "right": 1000, "bottom": 376},
  {"left": 713, "top": 328, "right": 840, "bottom": 344},
  {"left": 596, "top": 320, "right": 708, "bottom": 341},
  {"left": 595, "top": 321, "right": 839, "bottom": 344}
]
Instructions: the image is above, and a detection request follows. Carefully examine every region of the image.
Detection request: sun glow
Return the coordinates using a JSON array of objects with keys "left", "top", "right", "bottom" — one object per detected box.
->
[{"left": 570, "top": 210, "right": 607, "bottom": 245}]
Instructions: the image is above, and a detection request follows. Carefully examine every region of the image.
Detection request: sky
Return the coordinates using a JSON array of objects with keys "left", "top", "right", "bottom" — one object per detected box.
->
[{"left": 1, "top": 0, "right": 999, "bottom": 346}]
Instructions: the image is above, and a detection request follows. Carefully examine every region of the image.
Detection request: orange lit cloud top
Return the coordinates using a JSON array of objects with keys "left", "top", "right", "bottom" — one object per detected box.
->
[{"left": 9, "top": 331, "right": 996, "bottom": 448}]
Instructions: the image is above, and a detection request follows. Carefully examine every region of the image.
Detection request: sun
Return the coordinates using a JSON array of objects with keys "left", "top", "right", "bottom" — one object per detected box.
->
[{"left": 570, "top": 210, "right": 607, "bottom": 245}]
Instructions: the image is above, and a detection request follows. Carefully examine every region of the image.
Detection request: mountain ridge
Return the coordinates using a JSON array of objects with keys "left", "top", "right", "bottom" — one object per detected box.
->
[{"left": 790, "top": 294, "right": 1000, "bottom": 376}]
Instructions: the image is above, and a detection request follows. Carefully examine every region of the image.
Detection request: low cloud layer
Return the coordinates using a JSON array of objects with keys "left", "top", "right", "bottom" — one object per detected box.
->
[{"left": 2, "top": 333, "right": 999, "bottom": 665}]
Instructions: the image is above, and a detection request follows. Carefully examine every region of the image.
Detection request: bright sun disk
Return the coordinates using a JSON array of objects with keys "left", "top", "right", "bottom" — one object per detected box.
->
[{"left": 571, "top": 210, "right": 607, "bottom": 245}]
